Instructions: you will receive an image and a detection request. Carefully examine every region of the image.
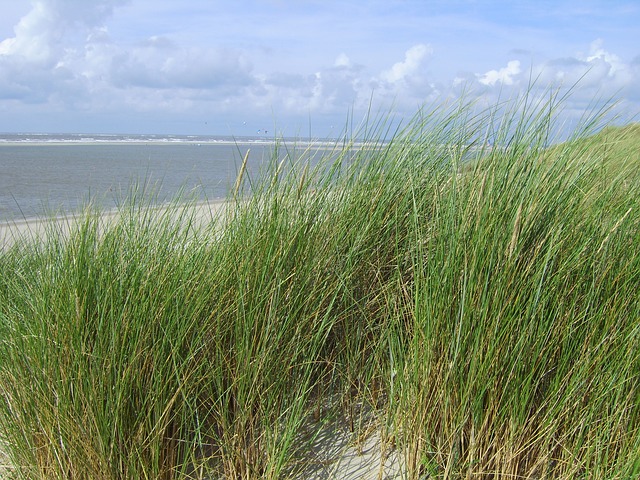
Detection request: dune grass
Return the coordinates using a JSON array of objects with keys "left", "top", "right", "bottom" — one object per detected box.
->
[{"left": 0, "top": 93, "right": 639, "bottom": 479}]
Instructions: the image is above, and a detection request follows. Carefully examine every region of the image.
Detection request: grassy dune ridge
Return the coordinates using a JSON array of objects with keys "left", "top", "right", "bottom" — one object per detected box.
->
[{"left": 0, "top": 95, "right": 639, "bottom": 479}]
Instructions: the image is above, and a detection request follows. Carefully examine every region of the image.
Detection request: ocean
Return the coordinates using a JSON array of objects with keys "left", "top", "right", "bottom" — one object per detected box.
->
[{"left": 0, "top": 133, "right": 320, "bottom": 223}]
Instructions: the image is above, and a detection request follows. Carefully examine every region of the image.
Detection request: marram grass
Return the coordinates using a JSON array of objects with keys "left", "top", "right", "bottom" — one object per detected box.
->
[{"left": 0, "top": 95, "right": 639, "bottom": 479}]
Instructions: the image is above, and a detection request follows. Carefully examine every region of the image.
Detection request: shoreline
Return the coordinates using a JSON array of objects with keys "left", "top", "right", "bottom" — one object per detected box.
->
[
  {"left": 0, "top": 138, "right": 348, "bottom": 148},
  {"left": 0, "top": 138, "right": 369, "bottom": 148},
  {"left": 0, "top": 140, "right": 278, "bottom": 147}
]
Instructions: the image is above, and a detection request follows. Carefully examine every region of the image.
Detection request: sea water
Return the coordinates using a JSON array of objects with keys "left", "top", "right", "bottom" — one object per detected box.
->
[{"left": 0, "top": 134, "right": 319, "bottom": 223}]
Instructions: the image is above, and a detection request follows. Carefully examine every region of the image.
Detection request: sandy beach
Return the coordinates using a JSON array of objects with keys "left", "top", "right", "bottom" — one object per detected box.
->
[{"left": 0, "top": 200, "right": 230, "bottom": 250}]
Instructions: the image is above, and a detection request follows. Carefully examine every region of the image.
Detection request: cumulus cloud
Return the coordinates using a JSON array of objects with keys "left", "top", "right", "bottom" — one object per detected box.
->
[
  {"left": 0, "top": 3, "right": 58, "bottom": 64},
  {"left": 241, "top": 45, "right": 439, "bottom": 118},
  {"left": 0, "top": 0, "right": 255, "bottom": 108},
  {"left": 0, "top": 0, "right": 128, "bottom": 64},
  {"left": 523, "top": 39, "right": 639, "bottom": 105},
  {"left": 334, "top": 53, "right": 351, "bottom": 68},
  {"left": 459, "top": 40, "right": 640, "bottom": 132},
  {"left": 478, "top": 60, "right": 522, "bottom": 86},
  {"left": 585, "top": 39, "right": 625, "bottom": 76},
  {"left": 380, "top": 44, "right": 433, "bottom": 84},
  {"left": 366, "top": 43, "right": 440, "bottom": 109},
  {"left": 255, "top": 56, "right": 365, "bottom": 114},
  {"left": 110, "top": 39, "right": 254, "bottom": 90},
  {"left": 1, "top": 2, "right": 638, "bottom": 135},
  {"left": 0, "top": 0, "right": 131, "bottom": 104}
]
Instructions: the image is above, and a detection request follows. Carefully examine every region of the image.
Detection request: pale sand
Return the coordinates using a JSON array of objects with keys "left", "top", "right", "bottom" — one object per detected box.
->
[
  {"left": 0, "top": 199, "right": 230, "bottom": 250},
  {"left": 0, "top": 201, "right": 406, "bottom": 479},
  {"left": 297, "top": 419, "right": 403, "bottom": 479},
  {"left": 0, "top": 434, "right": 403, "bottom": 480}
]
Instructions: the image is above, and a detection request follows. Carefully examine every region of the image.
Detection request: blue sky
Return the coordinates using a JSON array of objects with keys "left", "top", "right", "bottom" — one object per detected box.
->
[{"left": 0, "top": 0, "right": 638, "bottom": 136}]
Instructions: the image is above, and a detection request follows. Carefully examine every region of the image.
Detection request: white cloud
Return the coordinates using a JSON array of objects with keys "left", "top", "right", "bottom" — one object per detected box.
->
[
  {"left": 110, "top": 40, "right": 254, "bottom": 90},
  {"left": 380, "top": 44, "right": 433, "bottom": 84},
  {"left": 0, "top": 1, "right": 638, "bottom": 136},
  {"left": 0, "top": 0, "right": 255, "bottom": 108},
  {"left": 334, "top": 53, "right": 351, "bottom": 68},
  {"left": 586, "top": 39, "right": 625, "bottom": 76},
  {"left": 0, "top": 0, "right": 132, "bottom": 104},
  {"left": 0, "top": 0, "right": 128, "bottom": 65},
  {"left": 255, "top": 57, "right": 365, "bottom": 115},
  {"left": 478, "top": 60, "right": 522, "bottom": 86},
  {"left": 524, "top": 39, "right": 639, "bottom": 106},
  {"left": 0, "top": 1, "right": 62, "bottom": 64},
  {"left": 367, "top": 44, "right": 440, "bottom": 110}
]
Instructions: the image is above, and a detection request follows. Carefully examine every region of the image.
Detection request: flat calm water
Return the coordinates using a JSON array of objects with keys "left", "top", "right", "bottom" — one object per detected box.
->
[{"left": 0, "top": 135, "right": 316, "bottom": 222}]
